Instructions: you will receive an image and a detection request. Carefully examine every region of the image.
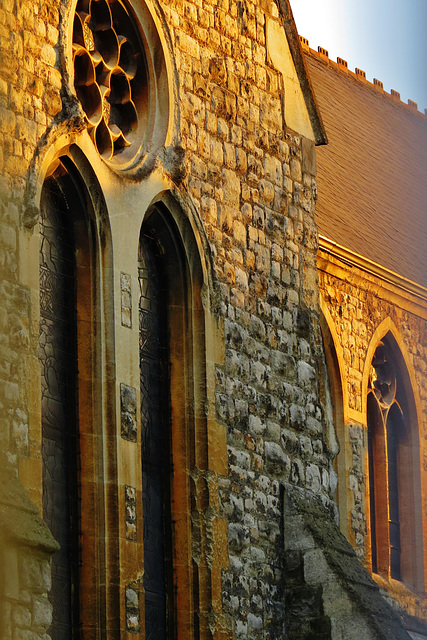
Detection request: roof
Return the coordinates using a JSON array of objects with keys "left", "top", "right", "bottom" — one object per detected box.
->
[{"left": 304, "top": 49, "right": 427, "bottom": 288}]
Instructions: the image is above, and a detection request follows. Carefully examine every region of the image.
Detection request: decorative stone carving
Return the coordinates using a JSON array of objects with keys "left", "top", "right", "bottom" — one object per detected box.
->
[
  {"left": 120, "top": 383, "right": 137, "bottom": 442},
  {"left": 125, "top": 583, "right": 140, "bottom": 633},
  {"left": 125, "top": 485, "right": 137, "bottom": 542},
  {"left": 72, "top": 0, "right": 148, "bottom": 165},
  {"left": 121, "top": 272, "right": 132, "bottom": 328},
  {"left": 369, "top": 343, "right": 398, "bottom": 410}
]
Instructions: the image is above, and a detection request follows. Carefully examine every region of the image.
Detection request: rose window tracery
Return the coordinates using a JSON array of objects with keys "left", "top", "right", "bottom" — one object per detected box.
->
[{"left": 72, "top": 0, "right": 149, "bottom": 164}]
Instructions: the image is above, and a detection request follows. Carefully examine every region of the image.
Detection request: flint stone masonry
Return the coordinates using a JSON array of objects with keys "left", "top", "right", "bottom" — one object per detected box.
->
[
  {"left": 284, "top": 485, "right": 413, "bottom": 640},
  {"left": 347, "top": 423, "right": 366, "bottom": 560},
  {"left": 120, "top": 383, "right": 137, "bottom": 442},
  {"left": 319, "top": 265, "right": 427, "bottom": 571},
  {"left": 125, "top": 584, "right": 140, "bottom": 633},
  {"left": 1, "top": 0, "right": 424, "bottom": 636},
  {"left": 161, "top": 5, "right": 336, "bottom": 635}
]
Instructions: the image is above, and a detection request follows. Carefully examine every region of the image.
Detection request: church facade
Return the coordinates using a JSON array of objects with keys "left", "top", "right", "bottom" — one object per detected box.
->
[
  {"left": 304, "top": 42, "right": 427, "bottom": 632},
  {"left": 0, "top": 0, "right": 425, "bottom": 638}
]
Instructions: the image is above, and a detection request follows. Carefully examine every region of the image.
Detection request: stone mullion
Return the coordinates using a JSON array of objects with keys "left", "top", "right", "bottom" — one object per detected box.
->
[
  {"left": 191, "top": 472, "right": 212, "bottom": 639},
  {"left": 368, "top": 393, "right": 391, "bottom": 579}
]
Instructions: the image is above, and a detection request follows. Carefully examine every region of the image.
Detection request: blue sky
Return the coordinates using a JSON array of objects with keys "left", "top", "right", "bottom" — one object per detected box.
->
[{"left": 291, "top": 0, "right": 427, "bottom": 111}]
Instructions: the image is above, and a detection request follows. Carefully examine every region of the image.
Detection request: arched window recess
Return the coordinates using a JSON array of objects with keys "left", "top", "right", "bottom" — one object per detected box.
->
[
  {"left": 137, "top": 199, "right": 211, "bottom": 639},
  {"left": 319, "top": 305, "right": 347, "bottom": 539},
  {"left": 39, "top": 151, "right": 116, "bottom": 638},
  {"left": 366, "top": 332, "right": 424, "bottom": 592}
]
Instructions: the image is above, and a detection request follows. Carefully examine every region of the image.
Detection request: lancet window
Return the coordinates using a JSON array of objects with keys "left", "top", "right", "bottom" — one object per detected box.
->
[
  {"left": 39, "top": 165, "right": 81, "bottom": 639},
  {"left": 39, "top": 156, "right": 107, "bottom": 638},
  {"left": 138, "top": 228, "right": 172, "bottom": 639},
  {"left": 367, "top": 333, "right": 423, "bottom": 589},
  {"left": 136, "top": 202, "right": 207, "bottom": 639}
]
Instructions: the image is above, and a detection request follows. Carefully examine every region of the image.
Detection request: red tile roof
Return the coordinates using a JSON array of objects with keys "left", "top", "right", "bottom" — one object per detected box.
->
[{"left": 305, "top": 51, "right": 427, "bottom": 288}]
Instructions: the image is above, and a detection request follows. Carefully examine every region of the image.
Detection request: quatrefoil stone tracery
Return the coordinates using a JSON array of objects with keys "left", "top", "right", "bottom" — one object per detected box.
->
[{"left": 73, "top": 0, "right": 147, "bottom": 164}]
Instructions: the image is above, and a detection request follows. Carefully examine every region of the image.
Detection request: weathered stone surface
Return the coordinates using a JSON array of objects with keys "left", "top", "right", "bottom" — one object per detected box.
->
[
  {"left": 284, "top": 485, "right": 414, "bottom": 640},
  {"left": 125, "top": 585, "right": 140, "bottom": 633},
  {"left": 120, "top": 272, "right": 132, "bottom": 328},
  {"left": 120, "top": 384, "right": 137, "bottom": 442},
  {"left": 32, "top": 594, "right": 52, "bottom": 628},
  {"left": 125, "top": 485, "right": 137, "bottom": 543},
  {"left": 1, "top": 0, "right": 424, "bottom": 637},
  {"left": 0, "top": 453, "right": 58, "bottom": 552}
]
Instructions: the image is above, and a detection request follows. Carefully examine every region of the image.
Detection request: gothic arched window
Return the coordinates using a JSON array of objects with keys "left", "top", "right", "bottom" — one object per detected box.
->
[
  {"left": 72, "top": 0, "right": 149, "bottom": 166},
  {"left": 39, "top": 154, "right": 112, "bottom": 638},
  {"left": 138, "top": 228, "right": 172, "bottom": 638},
  {"left": 367, "top": 334, "right": 424, "bottom": 590},
  {"left": 137, "top": 201, "right": 207, "bottom": 638},
  {"left": 40, "top": 164, "right": 82, "bottom": 638}
]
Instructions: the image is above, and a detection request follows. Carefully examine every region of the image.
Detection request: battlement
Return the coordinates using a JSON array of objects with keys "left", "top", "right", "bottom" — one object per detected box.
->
[{"left": 300, "top": 35, "right": 426, "bottom": 116}]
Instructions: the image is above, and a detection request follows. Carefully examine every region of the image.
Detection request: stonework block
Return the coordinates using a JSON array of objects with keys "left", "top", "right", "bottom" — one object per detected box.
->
[
  {"left": 125, "top": 485, "right": 137, "bottom": 542},
  {"left": 125, "top": 585, "right": 140, "bottom": 633},
  {"left": 120, "top": 272, "right": 132, "bottom": 328},
  {"left": 0, "top": 106, "right": 16, "bottom": 133},
  {"left": 120, "top": 383, "right": 137, "bottom": 442},
  {"left": 12, "top": 603, "right": 31, "bottom": 627},
  {"left": 31, "top": 594, "right": 52, "bottom": 629},
  {"left": 19, "top": 556, "right": 42, "bottom": 591}
]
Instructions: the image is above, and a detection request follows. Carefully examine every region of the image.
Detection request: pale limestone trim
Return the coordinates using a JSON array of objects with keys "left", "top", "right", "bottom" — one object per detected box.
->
[
  {"left": 319, "top": 296, "right": 355, "bottom": 541},
  {"left": 274, "top": 0, "right": 328, "bottom": 144},
  {"left": 347, "top": 408, "right": 365, "bottom": 425},
  {"left": 318, "top": 235, "right": 427, "bottom": 318},
  {"left": 319, "top": 296, "right": 349, "bottom": 424},
  {"left": 266, "top": 16, "right": 315, "bottom": 142}
]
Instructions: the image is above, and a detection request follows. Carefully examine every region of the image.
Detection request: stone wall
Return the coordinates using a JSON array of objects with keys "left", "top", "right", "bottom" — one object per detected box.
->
[
  {"left": 1, "top": 0, "right": 423, "bottom": 637},
  {"left": 0, "top": 451, "right": 58, "bottom": 639},
  {"left": 0, "top": 0, "right": 336, "bottom": 634},
  {"left": 318, "top": 253, "right": 427, "bottom": 621},
  {"left": 1, "top": 543, "right": 53, "bottom": 639},
  {"left": 0, "top": 0, "right": 63, "bottom": 631},
  {"left": 0, "top": 0, "right": 63, "bottom": 489},
  {"left": 320, "top": 268, "right": 427, "bottom": 418},
  {"left": 156, "top": 3, "right": 338, "bottom": 637}
]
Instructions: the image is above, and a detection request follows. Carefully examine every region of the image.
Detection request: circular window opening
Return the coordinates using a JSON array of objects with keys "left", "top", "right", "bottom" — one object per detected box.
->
[{"left": 73, "top": 0, "right": 151, "bottom": 168}]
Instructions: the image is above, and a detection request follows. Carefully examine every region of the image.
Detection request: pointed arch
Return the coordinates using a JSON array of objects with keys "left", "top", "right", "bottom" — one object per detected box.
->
[
  {"left": 39, "top": 147, "right": 118, "bottom": 637},
  {"left": 319, "top": 296, "right": 351, "bottom": 539},
  {"left": 363, "top": 318, "right": 425, "bottom": 592},
  {"left": 319, "top": 296, "right": 349, "bottom": 422},
  {"left": 137, "top": 194, "right": 225, "bottom": 639}
]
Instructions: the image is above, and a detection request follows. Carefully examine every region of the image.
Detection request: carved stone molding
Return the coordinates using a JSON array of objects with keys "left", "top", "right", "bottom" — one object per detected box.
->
[{"left": 72, "top": 0, "right": 149, "bottom": 166}]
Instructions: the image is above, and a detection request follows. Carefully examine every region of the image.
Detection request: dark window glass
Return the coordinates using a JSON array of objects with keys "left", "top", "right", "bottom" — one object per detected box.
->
[
  {"left": 367, "top": 415, "right": 378, "bottom": 574},
  {"left": 40, "top": 173, "right": 80, "bottom": 640},
  {"left": 139, "top": 231, "right": 171, "bottom": 639},
  {"left": 367, "top": 341, "right": 405, "bottom": 582},
  {"left": 387, "top": 409, "right": 402, "bottom": 580}
]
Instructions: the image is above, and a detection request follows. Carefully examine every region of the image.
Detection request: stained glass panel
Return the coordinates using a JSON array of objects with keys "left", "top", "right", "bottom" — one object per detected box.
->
[
  {"left": 40, "top": 175, "right": 79, "bottom": 640},
  {"left": 139, "top": 232, "right": 169, "bottom": 639}
]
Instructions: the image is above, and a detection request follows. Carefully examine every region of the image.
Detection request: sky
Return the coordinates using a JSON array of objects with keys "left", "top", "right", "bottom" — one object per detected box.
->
[{"left": 291, "top": 0, "right": 427, "bottom": 111}]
